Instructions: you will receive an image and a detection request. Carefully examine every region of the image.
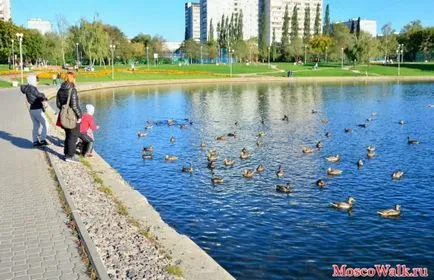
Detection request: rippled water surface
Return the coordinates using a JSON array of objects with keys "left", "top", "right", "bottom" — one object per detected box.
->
[{"left": 81, "top": 82, "right": 434, "bottom": 279}]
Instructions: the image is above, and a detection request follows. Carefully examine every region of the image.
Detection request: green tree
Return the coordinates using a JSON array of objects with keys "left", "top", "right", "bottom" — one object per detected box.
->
[
  {"left": 290, "top": 5, "right": 299, "bottom": 41},
  {"left": 271, "top": 28, "right": 278, "bottom": 61},
  {"left": 22, "top": 29, "right": 44, "bottom": 63},
  {"left": 379, "top": 23, "right": 398, "bottom": 61},
  {"left": 281, "top": 5, "right": 291, "bottom": 61},
  {"left": 309, "top": 35, "right": 332, "bottom": 61},
  {"left": 258, "top": 1, "right": 267, "bottom": 62},
  {"left": 237, "top": 10, "right": 244, "bottom": 40},
  {"left": 182, "top": 39, "right": 201, "bottom": 62},
  {"left": 303, "top": 6, "right": 311, "bottom": 44},
  {"left": 328, "top": 23, "right": 352, "bottom": 62},
  {"left": 289, "top": 38, "right": 303, "bottom": 61},
  {"left": 209, "top": 19, "right": 214, "bottom": 42},
  {"left": 323, "top": 4, "right": 330, "bottom": 35},
  {"left": 314, "top": 3, "right": 321, "bottom": 35},
  {"left": 346, "top": 32, "right": 379, "bottom": 65},
  {"left": 0, "top": 20, "right": 19, "bottom": 64},
  {"left": 401, "top": 20, "right": 423, "bottom": 34}
]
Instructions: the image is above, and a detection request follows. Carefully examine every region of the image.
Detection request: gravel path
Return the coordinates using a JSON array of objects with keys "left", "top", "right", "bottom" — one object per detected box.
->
[{"left": 45, "top": 132, "right": 177, "bottom": 280}]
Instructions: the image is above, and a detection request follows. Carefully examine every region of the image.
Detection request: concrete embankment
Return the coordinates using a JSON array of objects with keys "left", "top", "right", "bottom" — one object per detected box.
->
[{"left": 43, "top": 85, "right": 235, "bottom": 280}]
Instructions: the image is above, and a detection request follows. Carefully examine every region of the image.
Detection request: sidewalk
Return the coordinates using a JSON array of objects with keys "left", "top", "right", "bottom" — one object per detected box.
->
[{"left": 0, "top": 88, "right": 88, "bottom": 280}]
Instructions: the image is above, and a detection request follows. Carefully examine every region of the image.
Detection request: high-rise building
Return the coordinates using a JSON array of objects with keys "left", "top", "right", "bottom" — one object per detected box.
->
[
  {"left": 200, "top": 0, "right": 259, "bottom": 42},
  {"left": 185, "top": 2, "right": 201, "bottom": 41},
  {"left": 340, "top": 18, "right": 377, "bottom": 37},
  {"left": 27, "top": 18, "right": 52, "bottom": 35},
  {"left": 0, "top": 0, "right": 11, "bottom": 21},
  {"left": 264, "top": 0, "right": 323, "bottom": 45}
]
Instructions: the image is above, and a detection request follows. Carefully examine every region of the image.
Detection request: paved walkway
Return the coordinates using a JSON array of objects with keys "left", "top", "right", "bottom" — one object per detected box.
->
[{"left": 0, "top": 88, "right": 88, "bottom": 280}]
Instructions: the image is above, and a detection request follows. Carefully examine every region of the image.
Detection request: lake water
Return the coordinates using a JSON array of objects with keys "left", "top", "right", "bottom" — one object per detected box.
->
[{"left": 81, "top": 82, "right": 434, "bottom": 279}]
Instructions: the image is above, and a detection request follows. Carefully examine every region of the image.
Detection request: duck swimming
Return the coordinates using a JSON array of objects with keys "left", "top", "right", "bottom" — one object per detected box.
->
[
  {"left": 392, "top": 170, "right": 404, "bottom": 180},
  {"left": 227, "top": 132, "right": 237, "bottom": 137},
  {"left": 367, "top": 145, "right": 375, "bottom": 152},
  {"left": 344, "top": 128, "right": 352, "bottom": 133},
  {"left": 357, "top": 159, "right": 364, "bottom": 168},
  {"left": 276, "top": 183, "right": 292, "bottom": 194},
  {"left": 200, "top": 142, "right": 206, "bottom": 148},
  {"left": 167, "top": 119, "right": 175, "bottom": 126},
  {"left": 326, "top": 154, "right": 340, "bottom": 162},
  {"left": 358, "top": 123, "right": 368, "bottom": 128},
  {"left": 316, "top": 179, "right": 325, "bottom": 188},
  {"left": 282, "top": 115, "right": 289, "bottom": 121},
  {"left": 256, "top": 164, "right": 265, "bottom": 173},
  {"left": 179, "top": 124, "right": 188, "bottom": 129},
  {"left": 170, "top": 136, "right": 176, "bottom": 143},
  {"left": 142, "top": 154, "right": 153, "bottom": 160},
  {"left": 327, "top": 167, "right": 343, "bottom": 176},
  {"left": 223, "top": 158, "right": 235, "bottom": 166},
  {"left": 211, "top": 177, "right": 224, "bottom": 184},
  {"left": 240, "top": 148, "right": 250, "bottom": 159},
  {"left": 143, "top": 145, "right": 154, "bottom": 153},
  {"left": 258, "top": 131, "right": 265, "bottom": 137},
  {"left": 256, "top": 140, "right": 265, "bottom": 147},
  {"left": 367, "top": 151, "right": 376, "bottom": 158},
  {"left": 207, "top": 161, "right": 216, "bottom": 170},
  {"left": 316, "top": 141, "right": 323, "bottom": 149},
  {"left": 137, "top": 131, "right": 147, "bottom": 137},
  {"left": 216, "top": 135, "right": 226, "bottom": 141},
  {"left": 331, "top": 197, "right": 355, "bottom": 210},
  {"left": 165, "top": 155, "right": 178, "bottom": 161},
  {"left": 243, "top": 169, "right": 255, "bottom": 178},
  {"left": 407, "top": 136, "right": 419, "bottom": 145},
  {"left": 325, "top": 132, "right": 332, "bottom": 138},
  {"left": 377, "top": 205, "right": 401, "bottom": 217},
  {"left": 399, "top": 120, "right": 405, "bottom": 125},
  {"left": 182, "top": 163, "right": 193, "bottom": 173},
  {"left": 302, "top": 147, "right": 315, "bottom": 154},
  {"left": 276, "top": 165, "right": 284, "bottom": 178}
]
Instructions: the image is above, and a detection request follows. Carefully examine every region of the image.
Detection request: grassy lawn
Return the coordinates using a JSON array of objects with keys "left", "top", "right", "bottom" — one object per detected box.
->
[
  {"left": 0, "top": 80, "right": 12, "bottom": 87},
  {"left": 354, "top": 63, "right": 434, "bottom": 76},
  {"left": 270, "top": 63, "right": 363, "bottom": 77}
]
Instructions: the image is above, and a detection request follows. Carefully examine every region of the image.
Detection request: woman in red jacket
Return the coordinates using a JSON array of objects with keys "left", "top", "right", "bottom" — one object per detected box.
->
[{"left": 79, "top": 104, "right": 99, "bottom": 157}]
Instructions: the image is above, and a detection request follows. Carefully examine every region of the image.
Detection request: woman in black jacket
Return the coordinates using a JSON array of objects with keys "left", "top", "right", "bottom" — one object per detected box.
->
[{"left": 56, "top": 72, "right": 82, "bottom": 163}]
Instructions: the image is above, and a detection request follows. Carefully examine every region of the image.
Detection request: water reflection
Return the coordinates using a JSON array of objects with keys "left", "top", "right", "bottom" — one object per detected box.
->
[{"left": 81, "top": 82, "right": 434, "bottom": 280}]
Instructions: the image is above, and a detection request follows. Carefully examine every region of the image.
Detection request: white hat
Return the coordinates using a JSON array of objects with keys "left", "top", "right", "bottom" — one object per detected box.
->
[
  {"left": 86, "top": 104, "right": 95, "bottom": 115},
  {"left": 27, "top": 74, "right": 37, "bottom": 86}
]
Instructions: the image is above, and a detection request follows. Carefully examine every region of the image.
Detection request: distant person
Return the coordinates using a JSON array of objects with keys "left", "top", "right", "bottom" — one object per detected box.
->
[
  {"left": 79, "top": 104, "right": 99, "bottom": 157},
  {"left": 56, "top": 72, "right": 82, "bottom": 163},
  {"left": 20, "top": 74, "right": 49, "bottom": 147},
  {"left": 52, "top": 73, "right": 57, "bottom": 85},
  {"left": 56, "top": 73, "right": 62, "bottom": 89}
]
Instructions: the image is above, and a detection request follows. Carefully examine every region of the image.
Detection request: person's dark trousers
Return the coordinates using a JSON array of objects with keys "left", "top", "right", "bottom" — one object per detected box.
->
[
  {"left": 79, "top": 133, "right": 94, "bottom": 155},
  {"left": 63, "top": 125, "right": 80, "bottom": 158}
]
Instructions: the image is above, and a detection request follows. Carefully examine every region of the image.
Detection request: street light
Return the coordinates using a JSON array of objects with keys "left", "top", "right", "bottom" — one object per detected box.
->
[
  {"left": 325, "top": 46, "right": 328, "bottom": 64},
  {"left": 109, "top": 44, "right": 116, "bottom": 80},
  {"left": 401, "top": 44, "right": 404, "bottom": 64},
  {"left": 267, "top": 46, "right": 271, "bottom": 69},
  {"left": 229, "top": 48, "right": 234, "bottom": 77},
  {"left": 304, "top": 45, "right": 307, "bottom": 65},
  {"left": 200, "top": 45, "right": 203, "bottom": 65},
  {"left": 146, "top": 46, "right": 149, "bottom": 69},
  {"left": 341, "top": 47, "right": 344, "bottom": 69},
  {"left": 16, "top": 33, "right": 23, "bottom": 84},
  {"left": 76, "top": 43, "right": 79, "bottom": 66},
  {"left": 11, "top": 39, "right": 14, "bottom": 69},
  {"left": 396, "top": 49, "right": 400, "bottom": 76}
]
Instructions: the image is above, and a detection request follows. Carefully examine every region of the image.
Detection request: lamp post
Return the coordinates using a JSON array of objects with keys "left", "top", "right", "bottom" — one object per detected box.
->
[
  {"left": 11, "top": 39, "right": 15, "bottom": 69},
  {"left": 16, "top": 33, "right": 23, "bottom": 84},
  {"left": 341, "top": 47, "right": 344, "bottom": 69},
  {"left": 75, "top": 43, "right": 79, "bottom": 66},
  {"left": 229, "top": 48, "right": 234, "bottom": 77},
  {"left": 396, "top": 49, "right": 400, "bottom": 76},
  {"left": 267, "top": 46, "right": 270, "bottom": 69},
  {"left": 401, "top": 44, "right": 404, "bottom": 64},
  {"left": 200, "top": 45, "right": 203, "bottom": 65},
  {"left": 304, "top": 45, "right": 307, "bottom": 65},
  {"left": 146, "top": 46, "right": 149, "bottom": 69},
  {"left": 325, "top": 46, "right": 328, "bottom": 64},
  {"left": 110, "top": 44, "right": 116, "bottom": 80}
]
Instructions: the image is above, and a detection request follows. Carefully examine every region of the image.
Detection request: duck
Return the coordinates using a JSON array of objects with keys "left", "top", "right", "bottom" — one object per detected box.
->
[
  {"left": 344, "top": 128, "right": 352, "bottom": 133},
  {"left": 227, "top": 132, "right": 237, "bottom": 137},
  {"left": 170, "top": 136, "right": 176, "bottom": 143},
  {"left": 257, "top": 131, "right": 265, "bottom": 137},
  {"left": 428, "top": 104, "right": 434, "bottom": 108},
  {"left": 165, "top": 155, "right": 178, "bottom": 161},
  {"left": 240, "top": 148, "right": 250, "bottom": 159},
  {"left": 282, "top": 115, "right": 289, "bottom": 121},
  {"left": 316, "top": 179, "right": 326, "bottom": 188},
  {"left": 326, "top": 154, "right": 340, "bottom": 162},
  {"left": 200, "top": 142, "right": 206, "bottom": 148},
  {"left": 276, "top": 183, "right": 292, "bottom": 194},
  {"left": 208, "top": 149, "right": 218, "bottom": 157},
  {"left": 321, "top": 119, "right": 329, "bottom": 125},
  {"left": 234, "top": 121, "right": 239, "bottom": 126},
  {"left": 260, "top": 118, "right": 265, "bottom": 125},
  {"left": 367, "top": 151, "right": 376, "bottom": 158},
  {"left": 275, "top": 165, "right": 284, "bottom": 178},
  {"left": 331, "top": 197, "right": 355, "bottom": 210},
  {"left": 207, "top": 161, "right": 216, "bottom": 170},
  {"left": 399, "top": 120, "right": 405, "bottom": 125},
  {"left": 137, "top": 131, "right": 147, "bottom": 137},
  {"left": 327, "top": 167, "right": 343, "bottom": 176},
  {"left": 207, "top": 154, "right": 218, "bottom": 162},
  {"left": 371, "top": 112, "right": 377, "bottom": 116},
  {"left": 179, "top": 124, "right": 188, "bottom": 129},
  {"left": 142, "top": 154, "right": 153, "bottom": 160},
  {"left": 367, "top": 145, "right": 375, "bottom": 152},
  {"left": 211, "top": 177, "right": 224, "bottom": 184},
  {"left": 256, "top": 164, "right": 265, "bottom": 173},
  {"left": 325, "top": 132, "right": 332, "bottom": 138},
  {"left": 216, "top": 135, "right": 226, "bottom": 141},
  {"left": 144, "top": 124, "right": 153, "bottom": 129},
  {"left": 358, "top": 123, "right": 368, "bottom": 128},
  {"left": 312, "top": 109, "right": 318, "bottom": 114},
  {"left": 377, "top": 205, "right": 401, "bottom": 217},
  {"left": 316, "top": 141, "right": 323, "bottom": 149},
  {"left": 167, "top": 119, "right": 175, "bottom": 126},
  {"left": 357, "top": 159, "right": 364, "bottom": 168},
  {"left": 256, "top": 140, "right": 265, "bottom": 147},
  {"left": 407, "top": 136, "right": 419, "bottom": 145},
  {"left": 223, "top": 158, "right": 235, "bottom": 166},
  {"left": 143, "top": 145, "right": 154, "bottom": 153},
  {"left": 182, "top": 163, "right": 193, "bottom": 173},
  {"left": 243, "top": 169, "right": 255, "bottom": 178},
  {"left": 302, "top": 147, "right": 315, "bottom": 154},
  {"left": 392, "top": 170, "right": 404, "bottom": 180},
  {"left": 366, "top": 117, "right": 373, "bottom": 122}
]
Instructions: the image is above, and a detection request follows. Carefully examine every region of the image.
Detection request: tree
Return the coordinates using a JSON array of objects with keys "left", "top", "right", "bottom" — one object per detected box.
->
[
  {"left": 290, "top": 5, "right": 299, "bottom": 41},
  {"left": 328, "top": 23, "right": 352, "bottom": 62},
  {"left": 356, "top": 17, "right": 361, "bottom": 38},
  {"left": 258, "top": 1, "right": 267, "bottom": 62},
  {"left": 271, "top": 28, "right": 278, "bottom": 61},
  {"left": 309, "top": 35, "right": 332, "bottom": 61},
  {"left": 281, "top": 5, "right": 291, "bottom": 61},
  {"left": 379, "top": 23, "right": 398, "bottom": 62},
  {"left": 182, "top": 39, "right": 200, "bottom": 62},
  {"left": 346, "top": 32, "right": 379, "bottom": 65},
  {"left": 323, "top": 4, "right": 330, "bottom": 35},
  {"left": 289, "top": 38, "right": 303, "bottom": 61},
  {"left": 0, "top": 20, "right": 19, "bottom": 64},
  {"left": 303, "top": 6, "right": 311, "bottom": 43},
  {"left": 56, "top": 14, "right": 69, "bottom": 65},
  {"left": 246, "top": 38, "right": 259, "bottom": 62},
  {"left": 237, "top": 10, "right": 244, "bottom": 40},
  {"left": 314, "top": 3, "right": 321, "bottom": 35},
  {"left": 401, "top": 20, "right": 423, "bottom": 34},
  {"left": 209, "top": 19, "right": 214, "bottom": 42},
  {"left": 23, "top": 29, "right": 44, "bottom": 63}
]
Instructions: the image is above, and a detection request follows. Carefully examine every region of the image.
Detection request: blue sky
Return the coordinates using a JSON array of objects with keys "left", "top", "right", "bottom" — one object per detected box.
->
[{"left": 11, "top": 0, "right": 434, "bottom": 40}]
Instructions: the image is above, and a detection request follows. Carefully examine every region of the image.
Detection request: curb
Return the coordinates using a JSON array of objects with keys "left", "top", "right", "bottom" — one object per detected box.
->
[{"left": 45, "top": 151, "right": 110, "bottom": 280}]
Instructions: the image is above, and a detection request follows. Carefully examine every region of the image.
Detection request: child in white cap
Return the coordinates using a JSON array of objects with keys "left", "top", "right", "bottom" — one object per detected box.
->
[{"left": 79, "top": 104, "right": 99, "bottom": 156}]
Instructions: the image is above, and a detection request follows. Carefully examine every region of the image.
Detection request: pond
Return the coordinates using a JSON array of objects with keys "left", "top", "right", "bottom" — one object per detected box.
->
[{"left": 81, "top": 82, "right": 434, "bottom": 280}]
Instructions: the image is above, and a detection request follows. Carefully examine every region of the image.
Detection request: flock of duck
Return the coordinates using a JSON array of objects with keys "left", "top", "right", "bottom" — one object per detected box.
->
[{"left": 137, "top": 110, "right": 423, "bottom": 219}]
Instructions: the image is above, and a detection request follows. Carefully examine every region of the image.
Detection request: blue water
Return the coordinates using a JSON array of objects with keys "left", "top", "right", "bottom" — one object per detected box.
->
[{"left": 81, "top": 82, "right": 434, "bottom": 279}]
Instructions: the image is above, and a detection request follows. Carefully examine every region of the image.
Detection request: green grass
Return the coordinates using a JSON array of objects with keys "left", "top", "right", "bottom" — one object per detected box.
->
[
  {"left": 0, "top": 80, "right": 12, "bottom": 87},
  {"left": 354, "top": 63, "right": 434, "bottom": 76}
]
